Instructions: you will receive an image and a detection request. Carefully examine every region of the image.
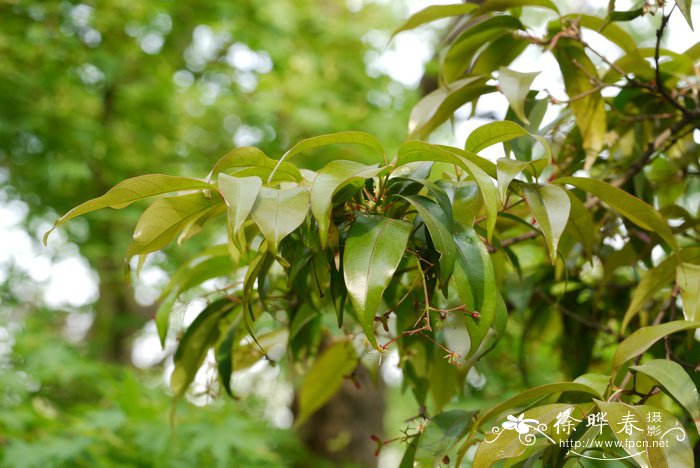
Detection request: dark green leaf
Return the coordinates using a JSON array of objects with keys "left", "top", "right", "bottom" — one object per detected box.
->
[{"left": 415, "top": 410, "right": 477, "bottom": 466}]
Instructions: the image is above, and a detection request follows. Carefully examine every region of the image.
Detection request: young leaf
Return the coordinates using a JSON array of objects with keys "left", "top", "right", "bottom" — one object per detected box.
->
[
  {"left": 208, "top": 146, "right": 301, "bottom": 182},
  {"left": 452, "top": 225, "right": 496, "bottom": 356},
  {"left": 676, "top": 262, "right": 700, "bottom": 321},
  {"left": 44, "top": 174, "right": 213, "bottom": 244},
  {"left": 408, "top": 76, "right": 491, "bottom": 138},
  {"left": 250, "top": 186, "right": 310, "bottom": 256},
  {"left": 521, "top": 184, "right": 571, "bottom": 264},
  {"left": 295, "top": 340, "right": 357, "bottom": 426},
  {"left": 630, "top": 359, "right": 700, "bottom": 433},
  {"left": 554, "top": 177, "right": 678, "bottom": 251},
  {"left": 126, "top": 193, "right": 224, "bottom": 259},
  {"left": 401, "top": 195, "right": 457, "bottom": 288},
  {"left": 613, "top": 320, "right": 700, "bottom": 370},
  {"left": 498, "top": 67, "right": 539, "bottom": 124},
  {"left": 310, "top": 160, "right": 384, "bottom": 248},
  {"left": 391, "top": 4, "right": 477, "bottom": 37},
  {"left": 218, "top": 174, "right": 262, "bottom": 238},
  {"left": 343, "top": 215, "right": 411, "bottom": 349},
  {"left": 466, "top": 121, "right": 551, "bottom": 161},
  {"left": 171, "top": 299, "right": 237, "bottom": 399}
]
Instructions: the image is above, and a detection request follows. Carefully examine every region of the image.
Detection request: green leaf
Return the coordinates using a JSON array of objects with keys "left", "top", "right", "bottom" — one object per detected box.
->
[
  {"left": 391, "top": 4, "right": 477, "bottom": 37},
  {"left": 126, "top": 193, "right": 224, "bottom": 259},
  {"left": 398, "top": 141, "right": 496, "bottom": 178},
  {"left": 592, "top": 401, "right": 650, "bottom": 466},
  {"left": 401, "top": 196, "right": 457, "bottom": 288},
  {"left": 208, "top": 147, "right": 301, "bottom": 183},
  {"left": 452, "top": 181, "right": 480, "bottom": 226},
  {"left": 552, "top": 40, "right": 607, "bottom": 169},
  {"left": 622, "top": 248, "right": 700, "bottom": 331},
  {"left": 44, "top": 175, "right": 213, "bottom": 244},
  {"left": 677, "top": 262, "right": 700, "bottom": 321},
  {"left": 216, "top": 319, "right": 240, "bottom": 399},
  {"left": 554, "top": 177, "right": 678, "bottom": 251},
  {"left": 397, "top": 142, "right": 499, "bottom": 240},
  {"left": 563, "top": 14, "right": 637, "bottom": 53},
  {"left": 310, "top": 160, "right": 384, "bottom": 248},
  {"left": 630, "top": 359, "right": 700, "bottom": 433},
  {"left": 250, "top": 186, "right": 310, "bottom": 256},
  {"left": 408, "top": 76, "right": 490, "bottom": 138},
  {"left": 521, "top": 184, "right": 570, "bottom": 264},
  {"left": 472, "top": 0, "right": 559, "bottom": 16},
  {"left": 452, "top": 226, "right": 496, "bottom": 356},
  {"left": 496, "top": 158, "right": 530, "bottom": 204},
  {"left": 466, "top": 121, "right": 551, "bottom": 160},
  {"left": 171, "top": 299, "right": 236, "bottom": 399},
  {"left": 218, "top": 174, "right": 262, "bottom": 238},
  {"left": 564, "top": 192, "right": 594, "bottom": 258},
  {"left": 415, "top": 410, "right": 477, "bottom": 466},
  {"left": 675, "top": 0, "right": 694, "bottom": 30},
  {"left": 343, "top": 216, "right": 411, "bottom": 349},
  {"left": 498, "top": 67, "right": 539, "bottom": 124},
  {"left": 295, "top": 340, "right": 357, "bottom": 426},
  {"left": 613, "top": 320, "right": 700, "bottom": 370}
]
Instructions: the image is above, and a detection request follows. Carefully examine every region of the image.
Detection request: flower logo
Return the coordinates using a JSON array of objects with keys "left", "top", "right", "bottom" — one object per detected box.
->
[{"left": 502, "top": 413, "right": 539, "bottom": 434}]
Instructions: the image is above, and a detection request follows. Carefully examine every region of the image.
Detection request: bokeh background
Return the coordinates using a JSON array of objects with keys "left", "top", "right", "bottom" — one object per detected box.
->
[{"left": 2, "top": 0, "right": 699, "bottom": 466}]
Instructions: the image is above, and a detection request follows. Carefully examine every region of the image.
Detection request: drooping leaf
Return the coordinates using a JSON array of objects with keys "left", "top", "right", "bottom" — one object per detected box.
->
[
  {"left": 630, "top": 359, "right": 700, "bottom": 433},
  {"left": 564, "top": 192, "right": 594, "bottom": 258},
  {"left": 171, "top": 299, "right": 237, "bottom": 399},
  {"left": 552, "top": 39, "right": 607, "bottom": 169},
  {"left": 44, "top": 174, "right": 214, "bottom": 244},
  {"left": 310, "top": 160, "right": 384, "bottom": 248},
  {"left": 554, "top": 177, "right": 678, "bottom": 251},
  {"left": 521, "top": 184, "right": 571, "bottom": 264},
  {"left": 218, "top": 173, "right": 262, "bottom": 239},
  {"left": 408, "top": 76, "right": 491, "bottom": 138},
  {"left": 452, "top": 225, "right": 496, "bottom": 356},
  {"left": 498, "top": 67, "right": 540, "bottom": 124},
  {"left": 126, "top": 193, "right": 224, "bottom": 259},
  {"left": 472, "top": 0, "right": 559, "bottom": 16},
  {"left": 613, "top": 320, "right": 700, "bottom": 370},
  {"left": 675, "top": 0, "right": 694, "bottom": 30},
  {"left": 398, "top": 141, "right": 496, "bottom": 178},
  {"left": 677, "top": 262, "right": 700, "bottom": 321},
  {"left": 451, "top": 181, "right": 480, "bottom": 226},
  {"left": 621, "top": 247, "right": 700, "bottom": 331},
  {"left": 466, "top": 121, "right": 551, "bottom": 161},
  {"left": 295, "top": 340, "right": 357, "bottom": 426},
  {"left": 343, "top": 215, "right": 411, "bottom": 349},
  {"left": 216, "top": 318, "right": 241, "bottom": 399},
  {"left": 401, "top": 196, "right": 457, "bottom": 288},
  {"left": 208, "top": 147, "right": 301, "bottom": 182},
  {"left": 592, "top": 401, "right": 650, "bottom": 466},
  {"left": 391, "top": 4, "right": 477, "bottom": 37},
  {"left": 496, "top": 158, "right": 530, "bottom": 204},
  {"left": 415, "top": 410, "right": 477, "bottom": 466},
  {"left": 250, "top": 186, "right": 310, "bottom": 256}
]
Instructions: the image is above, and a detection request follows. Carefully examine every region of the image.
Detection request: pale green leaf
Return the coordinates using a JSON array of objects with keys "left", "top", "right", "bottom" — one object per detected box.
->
[
  {"left": 250, "top": 186, "right": 310, "bottom": 255},
  {"left": 497, "top": 158, "right": 531, "bottom": 205},
  {"left": 218, "top": 173, "right": 262, "bottom": 237},
  {"left": 555, "top": 177, "right": 678, "bottom": 251},
  {"left": 44, "top": 175, "right": 213, "bottom": 244},
  {"left": 675, "top": 0, "right": 694, "bottom": 30},
  {"left": 631, "top": 359, "right": 700, "bottom": 433},
  {"left": 613, "top": 320, "right": 700, "bottom": 370},
  {"left": 564, "top": 192, "right": 594, "bottom": 258},
  {"left": 592, "top": 401, "right": 650, "bottom": 466},
  {"left": 521, "top": 184, "right": 571, "bottom": 264},
  {"left": 499, "top": 67, "right": 539, "bottom": 124},
  {"left": 466, "top": 121, "right": 551, "bottom": 160},
  {"left": 677, "top": 262, "right": 700, "bottom": 321},
  {"left": 563, "top": 14, "right": 638, "bottom": 53},
  {"left": 391, "top": 4, "right": 477, "bottom": 37},
  {"left": 295, "top": 341, "right": 357, "bottom": 426},
  {"left": 208, "top": 147, "right": 301, "bottom": 182},
  {"left": 310, "top": 160, "right": 384, "bottom": 248},
  {"left": 343, "top": 216, "right": 411, "bottom": 349},
  {"left": 472, "top": 0, "right": 559, "bottom": 16}
]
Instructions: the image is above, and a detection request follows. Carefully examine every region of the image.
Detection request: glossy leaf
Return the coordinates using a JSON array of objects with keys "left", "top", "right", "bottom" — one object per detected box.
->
[
  {"left": 630, "top": 359, "right": 700, "bottom": 432},
  {"left": 295, "top": 340, "right": 357, "bottom": 426},
  {"left": 592, "top": 401, "right": 650, "bottom": 466},
  {"left": 564, "top": 192, "right": 594, "bottom": 258},
  {"left": 343, "top": 216, "right": 411, "bottom": 349},
  {"left": 218, "top": 173, "right": 262, "bottom": 238},
  {"left": 401, "top": 196, "right": 456, "bottom": 288},
  {"left": 498, "top": 67, "right": 539, "bottom": 124},
  {"left": 171, "top": 299, "right": 236, "bottom": 399},
  {"left": 677, "top": 262, "right": 700, "bottom": 321},
  {"left": 555, "top": 177, "right": 678, "bottom": 251},
  {"left": 208, "top": 147, "right": 301, "bottom": 183},
  {"left": 408, "top": 76, "right": 490, "bottom": 138},
  {"left": 466, "top": 121, "right": 550, "bottom": 160},
  {"left": 310, "top": 160, "right": 384, "bottom": 248},
  {"left": 613, "top": 320, "right": 700, "bottom": 370},
  {"left": 391, "top": 4, "right": 477, "bottom": 37},
  {"left": 250, "top": 186, "right": 310, "bottom": 256},
  {"left": 44, "top": 175, "right": 213, "bottom": 244},
  {"left": 126, "top": 193, "right": 224, "bottom": 259},
  {"left": 521, "top": 184, "right": 570, "bottom": 264},
  {"left": 415, "top": 410, "right": 476, "bottom": 466},
  {"left": 452, "top": 226, "right": 496, "bottom": 356}
]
